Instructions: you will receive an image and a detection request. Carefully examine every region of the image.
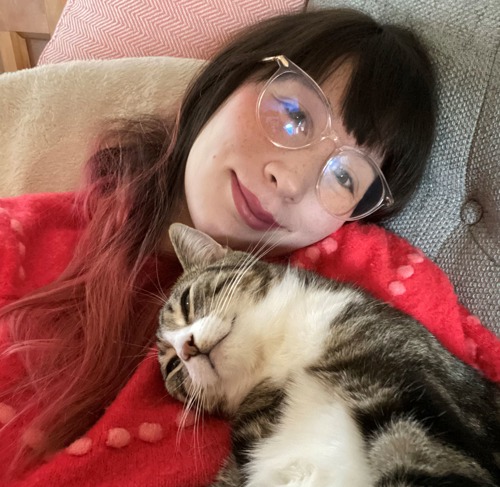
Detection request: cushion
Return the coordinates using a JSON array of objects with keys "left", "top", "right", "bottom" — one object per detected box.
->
[
  {"left": 309, "top": 0, "right": 500, "bottom": 335},
  {"left": 38, "top": 0, "right": 306, "bottom": 64}
]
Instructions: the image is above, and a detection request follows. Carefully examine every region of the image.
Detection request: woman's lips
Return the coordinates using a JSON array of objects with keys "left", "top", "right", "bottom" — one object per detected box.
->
[{"left": 231, "top": 172, "right": 281, "bottom": 231}]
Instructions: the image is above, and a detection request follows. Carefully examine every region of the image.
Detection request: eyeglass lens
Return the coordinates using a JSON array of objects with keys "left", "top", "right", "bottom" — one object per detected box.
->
[
  {"left": 258, "top": 72, "right": 329, "bottom": 148},
  {"left": 318, "top": 152, "right": 383, "bottom": 218}
]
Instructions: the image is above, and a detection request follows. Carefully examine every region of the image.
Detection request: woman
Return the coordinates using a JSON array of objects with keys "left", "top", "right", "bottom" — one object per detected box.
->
[{"left": 0, "top": 7, "right": 475, "bottom": 485}]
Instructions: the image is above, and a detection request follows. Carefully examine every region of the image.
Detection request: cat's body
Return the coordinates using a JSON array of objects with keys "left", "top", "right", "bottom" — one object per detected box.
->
[{"left": 157, "top": 224, "right": 500, "bottom": 487}]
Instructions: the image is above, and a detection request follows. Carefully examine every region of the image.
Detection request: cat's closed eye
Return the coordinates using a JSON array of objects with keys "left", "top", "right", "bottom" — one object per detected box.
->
[
  {"left": 180, "top": 287, "right": 191, "bottom": 323},
  {"left": 166, "top": 355, "right": 181, "bottom": 377}
]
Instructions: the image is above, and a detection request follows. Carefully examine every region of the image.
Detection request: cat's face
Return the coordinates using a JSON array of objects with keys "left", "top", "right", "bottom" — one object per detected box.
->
[{"left": 157, "top": 224, "right": 282, "bottom": 415}]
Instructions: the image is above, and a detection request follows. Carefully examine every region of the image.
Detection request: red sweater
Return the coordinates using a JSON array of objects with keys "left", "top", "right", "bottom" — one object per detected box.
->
[{"left": 0, "top": 192, "right": 499, "bottom": 486}]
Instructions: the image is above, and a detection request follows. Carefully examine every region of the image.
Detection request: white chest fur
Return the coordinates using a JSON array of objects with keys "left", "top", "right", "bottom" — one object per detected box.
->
[
  {"left": 245, "top": 371, "right": 373, "bottom": 487},
  {"left": 236, "top": 272, "right": 360, "bottom": 382}
]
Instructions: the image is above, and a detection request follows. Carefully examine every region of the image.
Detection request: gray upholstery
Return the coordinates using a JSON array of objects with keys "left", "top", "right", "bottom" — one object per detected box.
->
[{"left": 309, "top": 0, "right": 500, "bottom": 335}]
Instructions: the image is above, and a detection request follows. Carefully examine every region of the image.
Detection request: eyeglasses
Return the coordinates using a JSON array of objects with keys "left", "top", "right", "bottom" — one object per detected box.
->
[{"left": 257, "top": 55, "right": 394, "bottom": 221}]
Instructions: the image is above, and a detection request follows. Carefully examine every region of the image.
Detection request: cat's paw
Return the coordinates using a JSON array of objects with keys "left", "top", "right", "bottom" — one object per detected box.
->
[
  {"left": 270, "top": 462, "right": 319, "bottom": 486},
  {"left": 248, "top": 461, "right": 334, "bottom": 487}
]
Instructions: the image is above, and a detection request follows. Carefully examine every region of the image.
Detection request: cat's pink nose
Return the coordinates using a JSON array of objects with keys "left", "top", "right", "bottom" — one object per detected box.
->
[{"left": 181, "top": 335, "right": 199, "bottom": 361}]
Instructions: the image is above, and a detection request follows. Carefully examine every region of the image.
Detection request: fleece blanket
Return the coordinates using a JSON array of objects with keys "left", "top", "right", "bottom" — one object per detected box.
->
[
  {"left": 0, "top": 191, "right": 499, "bottom": 486},
  {"left": 0, "top": 56, "right": 204, "bottom": 197}
]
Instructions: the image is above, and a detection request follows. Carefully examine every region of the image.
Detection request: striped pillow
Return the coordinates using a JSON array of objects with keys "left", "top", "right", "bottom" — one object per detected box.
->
[{"left": 38, "top": 0, "right": 306, "bottom": 64}]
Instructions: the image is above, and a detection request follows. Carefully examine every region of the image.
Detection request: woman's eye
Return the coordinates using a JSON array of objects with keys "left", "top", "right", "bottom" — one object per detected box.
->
[
  {"left": 180, "top": 287, "right": 191, "bottom": 323},
  {"left": 334, "top": 166, "right": 354, "bottom": 193},
  {"left": 166, "top": 356, "right": 181, "bottom": 376},
  {"left": 277, "top": 97, "right": 311, "bottom": 136}
]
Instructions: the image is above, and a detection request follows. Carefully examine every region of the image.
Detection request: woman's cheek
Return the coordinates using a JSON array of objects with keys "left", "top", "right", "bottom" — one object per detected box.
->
[{"left": 296, "top": 210, "right": 345, "bottom": 248}]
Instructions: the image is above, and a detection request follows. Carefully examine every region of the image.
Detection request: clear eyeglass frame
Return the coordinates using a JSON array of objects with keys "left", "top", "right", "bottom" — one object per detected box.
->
[{"left": 256, "top": 54, "right": 394, "bottom": 221}]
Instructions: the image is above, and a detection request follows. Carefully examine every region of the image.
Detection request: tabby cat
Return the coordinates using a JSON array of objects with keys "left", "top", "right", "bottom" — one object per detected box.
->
[{"left": 157, "top": 223, "right": 500, "bottom": 487}]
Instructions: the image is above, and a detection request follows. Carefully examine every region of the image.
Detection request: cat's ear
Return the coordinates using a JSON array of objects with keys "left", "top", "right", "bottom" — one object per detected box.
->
[{"left": 169, "top": 223, "right": 228, "bottom": 270}]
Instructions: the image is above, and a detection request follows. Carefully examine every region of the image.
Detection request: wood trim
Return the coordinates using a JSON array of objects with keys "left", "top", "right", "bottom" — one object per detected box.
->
[
  {"left": 44, "top": 0, "right": 67, "bottom": 35},
  {"left": 0, "top": 31, "right": 30, "bottom": 71},
  {"left": 0, "top": 0, "right": 67, "bottom": 72},
  {"left": 0, "top": 0, "right": 49, "bottom": 34}
]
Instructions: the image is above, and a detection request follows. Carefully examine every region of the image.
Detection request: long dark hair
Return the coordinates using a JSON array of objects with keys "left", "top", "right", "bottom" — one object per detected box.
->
[{"left": 0, "top": 8, "right": 436, "bottom": 475}]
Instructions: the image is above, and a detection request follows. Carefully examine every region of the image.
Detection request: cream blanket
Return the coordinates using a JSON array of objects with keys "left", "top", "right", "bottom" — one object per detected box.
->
[{"left": 0, "top": 57, "right": 205, "bottom": 197}]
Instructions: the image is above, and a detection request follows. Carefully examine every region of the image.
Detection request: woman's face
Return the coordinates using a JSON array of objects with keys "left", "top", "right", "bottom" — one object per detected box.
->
[{"left": 182, "top": 64, "right": 381, "bottom": 255}]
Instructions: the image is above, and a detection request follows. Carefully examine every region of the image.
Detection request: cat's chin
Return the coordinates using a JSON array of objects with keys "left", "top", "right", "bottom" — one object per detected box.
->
[{"left": 163, "top": 353, "right": 244, "bottom": 415}]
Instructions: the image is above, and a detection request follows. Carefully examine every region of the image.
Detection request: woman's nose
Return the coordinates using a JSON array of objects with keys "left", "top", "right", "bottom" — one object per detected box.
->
[{"left": 263, "top": 149, "right": 322, "bottom": 203}]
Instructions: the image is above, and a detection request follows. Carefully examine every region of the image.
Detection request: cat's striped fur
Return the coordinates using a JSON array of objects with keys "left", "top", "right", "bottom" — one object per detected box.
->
[{"left": 157, "top": 224, "right": 500, "bottom": 487}]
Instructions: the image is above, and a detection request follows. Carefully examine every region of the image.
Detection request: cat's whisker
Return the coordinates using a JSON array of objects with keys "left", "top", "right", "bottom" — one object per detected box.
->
[
  {"left": 134, "top": 287, "right": 169, "bottom": 307},
  {"left": 134, "top": 260, "right": 171, "bottom": 304},
  {"left": 244, "top": 225, "right": 283, "bottom": 259},
  {"left": 212, "top": 229, "right": 280, "bottom": 317},
  {"left": 213, "top": 244, "right": 263, "bottom": 317},
  {"left": 215, "top": 251, "right": 259, "bottom": 318},
  {"left": 246, "top": 227, "right": 287, "bottom": 264},
  {"left": 140, "top": 352, "right": 159, "bottom": 362},
  {"left": 211, "top": 229, "right": 284, "bottom": 318},
  {"left": 176, "top": 380, "right": 200, "bottom": 447},
  {"left": 218, "top": 229, "right": 287, "bottom": 315},
  {"left": 151, "top": 258, "right": 171, "bottom": 303},
  {"left": 183, "top": 382, "right": 205, "bottom": 455},
  {"left": 192, "top": 386, "right": 204, "bottom": 457},
  {"left": 208, "top": 261, "right": 227, "bottom": 319},
  {"left": 224, "top": 235, "right": 288, "bottom": 317}
]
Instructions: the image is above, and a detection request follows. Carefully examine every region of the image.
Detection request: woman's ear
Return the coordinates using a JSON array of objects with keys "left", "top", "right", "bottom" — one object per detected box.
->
[{"left": 168, "top": 223, "right": 228, "bottom": 270}]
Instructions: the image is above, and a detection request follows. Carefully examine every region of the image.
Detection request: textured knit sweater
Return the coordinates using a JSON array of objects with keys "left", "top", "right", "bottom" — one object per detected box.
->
[{"left": 1, "top": 192, "right": 499, "bottom": 486}]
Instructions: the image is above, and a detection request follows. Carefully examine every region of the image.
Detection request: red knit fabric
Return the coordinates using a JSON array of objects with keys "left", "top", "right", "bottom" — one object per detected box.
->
[{"left": 0, "top": 192, "right": 499, "bottom": 486}]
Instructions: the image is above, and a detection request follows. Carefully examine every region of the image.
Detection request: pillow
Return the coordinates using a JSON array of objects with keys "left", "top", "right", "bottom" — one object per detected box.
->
[{"left": 38, "top": 0, "right": 306, "bottom": 64}]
